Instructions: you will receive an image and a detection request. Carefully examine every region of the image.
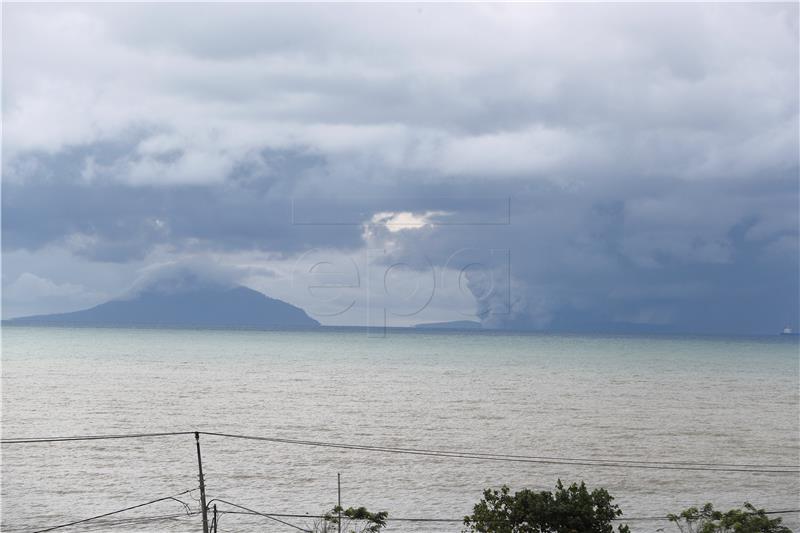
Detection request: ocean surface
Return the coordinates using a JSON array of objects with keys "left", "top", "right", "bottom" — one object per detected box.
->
[{"left": 1, "top": 326, "right": 798, "bottom": 532}]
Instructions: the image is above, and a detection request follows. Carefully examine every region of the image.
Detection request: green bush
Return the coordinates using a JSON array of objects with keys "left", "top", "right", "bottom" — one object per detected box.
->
[
  {"left": 311, "top": 505, "right": 388, "bottom": 533},
  {"left": 463, "top": 479, "right": 630, "bottom": 533},
  {"left": 668, "top": 502, "right": 792, "bottom": 533}
]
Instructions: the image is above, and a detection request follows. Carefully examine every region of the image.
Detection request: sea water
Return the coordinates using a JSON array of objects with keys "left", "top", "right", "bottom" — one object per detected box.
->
[{"left": 2, "top": 326, "right": 798, "bottom": 532}]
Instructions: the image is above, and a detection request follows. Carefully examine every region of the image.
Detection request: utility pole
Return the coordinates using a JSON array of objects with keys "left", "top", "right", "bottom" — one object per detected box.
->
[
  {"left": 195, "top": 432, "right": 210, "bottom": 533},
  {"left": 213, "top": 504, "right": 218, "bottom": 533},
  {"left": 337, "top": 473, "right": 342, "bottom": 533}
]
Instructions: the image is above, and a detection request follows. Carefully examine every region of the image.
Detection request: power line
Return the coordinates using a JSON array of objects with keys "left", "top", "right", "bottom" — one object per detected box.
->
[
  {"left": 198, "top": 431, "right": 800, "bottom": 474},
  {"left": 26, "top": 488, "right": 197, "bottom": 533},
  {"left": 47, "top": 512, "right": 199, "bottom": 532},
  {"left": 0, "top": 431, "right": 194, "bottom": 444},
  {"left": 2, "top": 513, "right": 200, "bottom": 533},
  {"left": 206, "top": 499, "right": 312, "bottom": 532},
  {"left": 3, "top": 429, "right": 798, "bottom": 473},
  {"left": 214, "top": 507, "right": 800, "bottom": 524},
  {"left": 5, "top": 431, "right": 797, "bottom": 533}
]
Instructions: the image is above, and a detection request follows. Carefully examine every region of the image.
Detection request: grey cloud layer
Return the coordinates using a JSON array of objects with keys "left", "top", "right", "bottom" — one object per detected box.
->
[{"left": 2, "top": 3, "right": 797, "bottom": 332}]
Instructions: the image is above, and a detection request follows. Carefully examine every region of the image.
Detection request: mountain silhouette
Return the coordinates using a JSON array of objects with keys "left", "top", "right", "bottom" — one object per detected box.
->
[{"left": 5, "top": 285, "right": 320, "bottom": 329}]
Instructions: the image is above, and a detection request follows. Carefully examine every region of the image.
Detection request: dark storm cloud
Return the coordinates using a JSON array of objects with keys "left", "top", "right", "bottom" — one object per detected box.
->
[
  {"left": 363, "top": 172, "right": 799, "bottom": 334},
  {"left": 2, "top": 3, "right": 797, "bottom": 332},
  {"left": 2, "top": 171, "right": 365, "bottom": 263}
]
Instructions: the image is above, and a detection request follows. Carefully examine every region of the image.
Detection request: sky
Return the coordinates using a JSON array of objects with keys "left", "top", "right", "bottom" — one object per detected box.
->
[{"left": 2, "top": 3, "right": 798, "bottom": 334}]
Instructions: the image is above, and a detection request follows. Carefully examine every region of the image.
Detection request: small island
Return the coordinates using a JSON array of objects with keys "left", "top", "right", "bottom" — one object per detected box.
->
[{"left": 414, "top": 320, "right": 483, "bottom": 330}]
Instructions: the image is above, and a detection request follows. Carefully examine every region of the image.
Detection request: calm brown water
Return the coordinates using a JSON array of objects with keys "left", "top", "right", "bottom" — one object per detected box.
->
[{"left": 2, "top": 326, "right": 798, "bottom": 532}]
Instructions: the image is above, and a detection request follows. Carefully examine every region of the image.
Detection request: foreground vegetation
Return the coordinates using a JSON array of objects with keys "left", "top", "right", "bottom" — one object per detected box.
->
[
  {"left": 311, "top": 506, "right": 388, "bottom": 533},
  {"left": 312, "top": 480, "right": 793, "bottom": 533},
  {"left": 463, "top": 480, "right": 630, "bottom": 533},
  {"left": 667, "top": 503, "right": 792, "bottom": 533}
]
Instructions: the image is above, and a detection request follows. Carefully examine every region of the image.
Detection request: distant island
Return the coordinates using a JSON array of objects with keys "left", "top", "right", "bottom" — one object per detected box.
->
[
  {"left": 414, "top": 320, "right": 483, "bottom": 330},
  {"left": 4, "top": 285, "right": 320, "bottom": 329}
]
